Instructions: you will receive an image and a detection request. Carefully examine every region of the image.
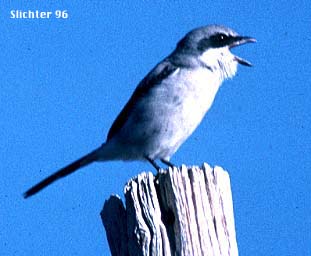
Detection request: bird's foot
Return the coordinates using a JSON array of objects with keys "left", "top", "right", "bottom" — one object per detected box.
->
[
  {"left": 160, "top": 158, "right": 175, "bottom": 168},
  {"left": 145, "top": 156, "right": 161, "bottom": 172}
]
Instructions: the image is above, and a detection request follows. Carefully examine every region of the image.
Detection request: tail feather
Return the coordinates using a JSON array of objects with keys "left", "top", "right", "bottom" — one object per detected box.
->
[{"left": 23, "top": 148, "right": 100, "bottom": 199}]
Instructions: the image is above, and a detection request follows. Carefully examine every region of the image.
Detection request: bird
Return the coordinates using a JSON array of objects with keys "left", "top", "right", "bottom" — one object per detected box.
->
[{"left": 24, "top": 25, "right": 255, "bottom": 198}]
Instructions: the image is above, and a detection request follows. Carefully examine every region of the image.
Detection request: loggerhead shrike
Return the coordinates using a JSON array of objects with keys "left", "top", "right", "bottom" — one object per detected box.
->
[{"left": 24, "top": 25, "right": 255, "bottom": 198}]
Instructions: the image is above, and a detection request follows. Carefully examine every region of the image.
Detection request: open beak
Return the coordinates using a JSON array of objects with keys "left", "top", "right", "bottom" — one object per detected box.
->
[{"left": 230, "top": 36, "right": 256, "bottom": 67}]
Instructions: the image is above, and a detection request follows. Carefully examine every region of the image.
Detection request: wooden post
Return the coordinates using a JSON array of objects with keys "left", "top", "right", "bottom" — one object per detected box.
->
[{"left": 101, "top": 163, "right": 238, "bottom": 256}]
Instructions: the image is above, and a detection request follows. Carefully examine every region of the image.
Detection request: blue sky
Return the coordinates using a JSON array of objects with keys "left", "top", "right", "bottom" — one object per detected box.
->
[{"left": 1, "top": 1, "right": 310, "bottom": 255}]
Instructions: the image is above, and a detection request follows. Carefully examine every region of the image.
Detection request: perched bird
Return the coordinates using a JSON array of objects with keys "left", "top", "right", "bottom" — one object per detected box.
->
[{"left": 24, "top": 25, "right": 255, "bottom": 198}]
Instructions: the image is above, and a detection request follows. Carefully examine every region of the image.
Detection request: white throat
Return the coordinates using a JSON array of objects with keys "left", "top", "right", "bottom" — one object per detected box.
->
[{"left": 199, "top": 47, "right": 238, "bottom": 80}]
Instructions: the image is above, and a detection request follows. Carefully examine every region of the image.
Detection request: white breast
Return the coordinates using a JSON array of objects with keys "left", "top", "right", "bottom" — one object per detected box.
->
[
  {"left": 146, "top": 67, "right": 224, "bottom": 159},
  {"left": 109, "top": 66, "right": 225, "bottom": 161},
  {"left": 168, "top": 68, "right": 222, "bottom": 136}
]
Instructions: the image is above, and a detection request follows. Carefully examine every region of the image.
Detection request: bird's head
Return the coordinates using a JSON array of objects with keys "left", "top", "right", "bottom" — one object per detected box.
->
[{"left": 175, "top": 25, "right": 256, "bottom": 79}]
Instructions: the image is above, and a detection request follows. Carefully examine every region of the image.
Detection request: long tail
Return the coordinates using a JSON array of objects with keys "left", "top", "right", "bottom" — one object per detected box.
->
[{"left": 23, "top": 148, "right": 101, "bottom": 199}]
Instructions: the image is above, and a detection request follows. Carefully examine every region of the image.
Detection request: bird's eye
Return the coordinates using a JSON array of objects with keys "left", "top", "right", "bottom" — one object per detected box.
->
[
  {"left": 212, "top": 33, "right": 229, "bottom": 42},
  {"left": 207, "top": 33, "right": 232, "bottom": 48},
  {"left": 197, "top": 33, "right": 232, "bottom": 51}
]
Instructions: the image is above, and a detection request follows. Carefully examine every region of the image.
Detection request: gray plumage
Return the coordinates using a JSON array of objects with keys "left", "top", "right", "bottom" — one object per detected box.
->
[{"left": 24, "top": 25, "right": 255, "bottom": 198}]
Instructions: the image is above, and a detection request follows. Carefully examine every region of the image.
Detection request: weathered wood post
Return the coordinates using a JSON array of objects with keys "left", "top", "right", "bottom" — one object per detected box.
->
[{"left": 101, "top": 163, "right": 238, "bottom": 256}]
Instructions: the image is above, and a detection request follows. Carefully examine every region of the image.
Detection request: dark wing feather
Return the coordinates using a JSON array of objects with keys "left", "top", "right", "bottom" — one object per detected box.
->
[{"left": 107, "top": 59, "right": 178, "bottom": 141}]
